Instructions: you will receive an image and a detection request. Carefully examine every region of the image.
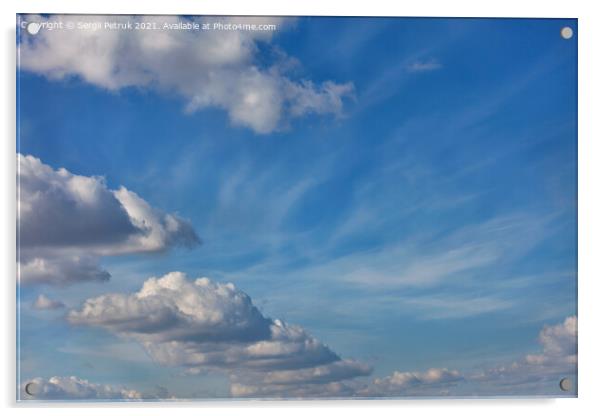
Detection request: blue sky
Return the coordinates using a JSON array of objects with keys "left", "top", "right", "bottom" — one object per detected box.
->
[{"left": 17, "top": 16, "right": 577, "bottom": 399}]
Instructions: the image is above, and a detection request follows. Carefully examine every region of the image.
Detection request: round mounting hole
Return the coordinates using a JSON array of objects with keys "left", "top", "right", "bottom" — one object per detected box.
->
[
  {"left": 560, "top": 27, "right": 573, "bottom": 40},
  {"left": 24, "top": 382, "right": 39, "bottom": 396},
  {"left": 26, "top": 22, "right": 41, "bottom": 35},
  {"left": 559, "top": 377, "right": 572, "bottom": 391}
]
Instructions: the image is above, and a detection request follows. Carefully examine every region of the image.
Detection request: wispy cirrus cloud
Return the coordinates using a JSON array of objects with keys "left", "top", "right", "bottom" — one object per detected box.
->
[
  {"left": 292, "top": 213, "right": 551, "bottom": 291},
  {"left": 401, "top": 295, "right": 514, "bottom": 320},
  {"left": 406, "top": 59, "right": 442, "bottom": 72}
]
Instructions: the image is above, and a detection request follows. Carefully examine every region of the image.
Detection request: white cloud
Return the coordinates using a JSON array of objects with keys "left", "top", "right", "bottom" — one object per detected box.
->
[
  {"left": 20, "top": 376, "right": 142, "bottom": 400},
  {"left": 32, "top": 294, "right": 65, "bottom": 310},
  {"left": 504, "top": 315, "right": 577, "bottom": 371},
  {"left": 256, "top": 359, "right": 371, "bottom": 385},
  {"left": 230, "top": 379, "right": 358, "bottom": 398},
  {"left": 231, "top": 366, "right": 462, "bottom": 398},
  {"left": 68, "top": 272, "right": 371, "bottom": 396},
  {"left": 19, "top": 15, "right": 354, "bottom": 134},
  {"left": 229, "top": 359, "right": 371, "bottom": 398},
  {"left": 68, "top": 272, "right": 271, "bottom": 345},
  {"left": 525, "top": 315, "right": 577, "bottom": 366},
  {"left": 112, "top": 187, "right": 200, "bottom": 253},
  {"left": 356, "top": 368, "right": 462, "bottom": 397},
  {"left": 20, "top": 255, "right": 111, "bottom": 286},
  {"left": 18, "top": 154, "right": 200, "bottom": 285}
]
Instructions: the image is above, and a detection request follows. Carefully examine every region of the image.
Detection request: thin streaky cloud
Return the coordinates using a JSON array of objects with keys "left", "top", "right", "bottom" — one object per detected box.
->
[{"left": 406, "top": 60, "right": 442, "bottom": 72}]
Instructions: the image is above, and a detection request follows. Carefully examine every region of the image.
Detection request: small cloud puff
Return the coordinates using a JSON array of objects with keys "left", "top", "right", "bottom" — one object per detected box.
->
[
  {"left": 373, "top": 368, "right": 462, "bottom": 389},
  {"left": 406, "top": 59, "right": 442, "bottom": 73},
  {"left": 32, "top": 294, "right": 65, "bottom": 310}
]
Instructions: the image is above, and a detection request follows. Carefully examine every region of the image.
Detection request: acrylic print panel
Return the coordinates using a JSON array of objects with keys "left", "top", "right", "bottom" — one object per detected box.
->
[{"left": 16, "top": 14, "right": 577, "bottom": 401}]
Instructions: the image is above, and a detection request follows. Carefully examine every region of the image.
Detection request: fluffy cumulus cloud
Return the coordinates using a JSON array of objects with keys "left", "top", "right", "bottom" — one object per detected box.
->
[
  {"left": 18, "top": 154, "right": 200, "bottom": 285},
  {"left": 19, "top": 15, "right": 354, "bottom": 134},
  {"left": 68, "top": 272, "right": 371, "bottom": 397},
  {"left": 20, "top": 376, "right": 142, "bottom": 400},
  {"left": 32, "top": 294, "right": 65, "bottom": 310},
  {"left": 525, "top": 315, "right": 577, "bottom": 366}
]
